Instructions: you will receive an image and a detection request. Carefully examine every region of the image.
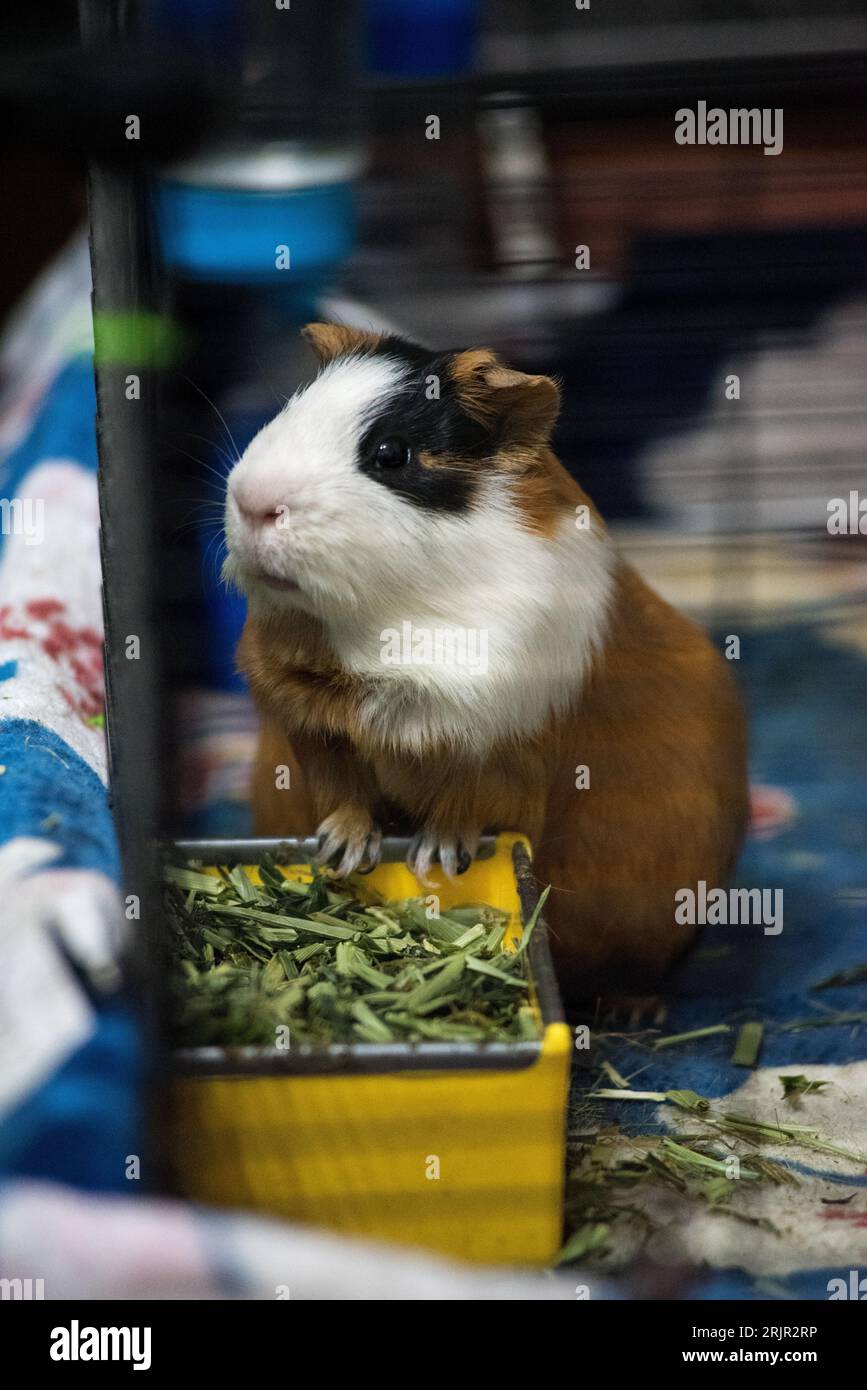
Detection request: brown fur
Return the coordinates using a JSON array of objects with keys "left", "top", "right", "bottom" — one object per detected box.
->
[
  {"left": 302, "top": 322, "right": 384, "bottom": 365},
  {"left": 450, "top": 350, "right": 561, "bottom": 446},
  {"left": 239, "top": 339, "right": 749, "bottom": 1000},
  {"left": 536, "top": 564, "right": 748, "bottom": 995}
]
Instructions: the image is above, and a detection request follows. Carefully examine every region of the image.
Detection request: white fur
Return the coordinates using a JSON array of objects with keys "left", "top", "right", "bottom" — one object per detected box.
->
[{"left": 224, "top": 354, "right": 616, "bottom": 755}]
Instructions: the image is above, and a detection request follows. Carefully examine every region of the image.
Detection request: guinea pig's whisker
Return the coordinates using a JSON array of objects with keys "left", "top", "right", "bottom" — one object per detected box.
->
[
  {"left": 250, "top": 350, "right": 290, "bottom": 413},
  {"left": 168, "top": 499, "right": 226, "bottom": 529},
  {"left": 172, "top": 508, "right": 225, "bottom": 536},
  {"left": 201, "top": 529, "right": 229, "bottom": 586},
  {"left": 173, "top": 495, "right": 226, "bottom": 511},
  {"left": 181, "top": 377, "right": 242, "bottom": 464},
  {"left": 168, "top": 448, "right": 231, "bottom": 493},
  {"left": 178, "top": 432, "right": 239, "bottom": 472}
]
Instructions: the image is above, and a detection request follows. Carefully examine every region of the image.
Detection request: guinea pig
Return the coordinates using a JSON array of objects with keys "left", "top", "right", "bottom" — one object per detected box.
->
[{"left": 223, "top": 322, "right": 749, "bottom": 999}]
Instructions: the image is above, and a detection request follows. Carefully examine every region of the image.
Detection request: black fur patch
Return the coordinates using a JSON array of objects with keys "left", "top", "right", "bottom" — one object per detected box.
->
[{"left": 353, "top": 337, "right": 492, "bottom": 513}]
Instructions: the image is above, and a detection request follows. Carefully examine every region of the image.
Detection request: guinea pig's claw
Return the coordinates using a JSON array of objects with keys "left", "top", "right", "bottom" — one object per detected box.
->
[
  {"left": 315, "top": 815, "right": 382, "bottom": 878},
  {"left": 595, "top": 994, "right": 669, "bottom": 1031},
  {"left": 355, "top": 830, "right": 382, "bottom": 875},
  {"left": 407, "top": 832, "right": 477, "bottom": 886}
]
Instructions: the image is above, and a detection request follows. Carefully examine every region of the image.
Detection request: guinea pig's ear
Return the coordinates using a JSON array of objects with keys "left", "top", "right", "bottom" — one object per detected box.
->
[
  {"left": 484, "top": 365, "right": 561, "bottom": 445},
  {"left": 301, "top": 322, "right": 382, "bottom": 366},
  {"left": 451, "top": 349, "right": 560, "bottom": 447}
]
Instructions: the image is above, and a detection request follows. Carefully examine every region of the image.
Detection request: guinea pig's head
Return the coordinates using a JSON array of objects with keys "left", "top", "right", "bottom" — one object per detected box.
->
[{"left": 223, "top": 322, "right": 573, "bottom": 622}]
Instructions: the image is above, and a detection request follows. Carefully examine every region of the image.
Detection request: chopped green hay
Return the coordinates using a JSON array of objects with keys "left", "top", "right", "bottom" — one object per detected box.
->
[
  {"left": 780, "top": 1011, "right": 867, "bottom": 1031},
  {"left": 779, "top": 1073, "right": 830, "bottom": 1101},
  {"left": 731, "top": 1021, "right": 764, "bottom": 1067},
  {"left": 599, "top": 1059, "right": 631, "bottom": 1089},
  {"left": 556, "top": 1223, "right": 611, "bottom": 1264},
  {"left": 560, "top": 1078, "right": 864, "bottom": 1267},
  {"left": 812, "top": 964, "right": 867, "bottom": 990},
  {"left": 588, "top": 1086, "right": 867, "bottom": 1164},
  {"left": 565, "top": 1009, "right": 867, "bottom": 1270},
  {"left": 653, "top": 1024, "right": 731, "bottom": 1050},
  {"left": 589, "top": 1088, "right": 667, "bottom": 1102},
  {"left": 559, "top": 1126, "right": 799, "bottom": 1266},
  {"left": 589, "top": 1088, "right": 710, "bottom": 1112},
  {"left": 163, "top": 855, "right": 544, "bottom": 1047}
]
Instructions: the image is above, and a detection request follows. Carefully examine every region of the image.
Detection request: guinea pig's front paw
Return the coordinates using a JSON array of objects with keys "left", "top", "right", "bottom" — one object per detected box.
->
[
  {"left": 407, "top": 830, "right": 479, "bottom": 886},
  {"left": 315, "top": 808, "right": 382, "bottom": 877}
]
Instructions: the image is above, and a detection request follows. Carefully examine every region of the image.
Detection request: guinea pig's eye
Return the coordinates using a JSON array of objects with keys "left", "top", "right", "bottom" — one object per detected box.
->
[{"left": 373, "top": 436, "right": 411, "bottom": 468}]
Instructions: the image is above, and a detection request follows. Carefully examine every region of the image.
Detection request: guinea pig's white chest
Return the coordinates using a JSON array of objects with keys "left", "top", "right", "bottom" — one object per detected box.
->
[{"left": 321, "top": 516, "right": 616, "bottom": 756}]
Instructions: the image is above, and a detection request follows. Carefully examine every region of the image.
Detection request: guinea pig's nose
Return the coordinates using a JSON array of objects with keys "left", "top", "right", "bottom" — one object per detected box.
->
[
  {"left": 238, "top": 501, "right": 283, "bottom": 528},
  {"left": 231, "top": 477, "right": 290, "bottom": 528}
]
